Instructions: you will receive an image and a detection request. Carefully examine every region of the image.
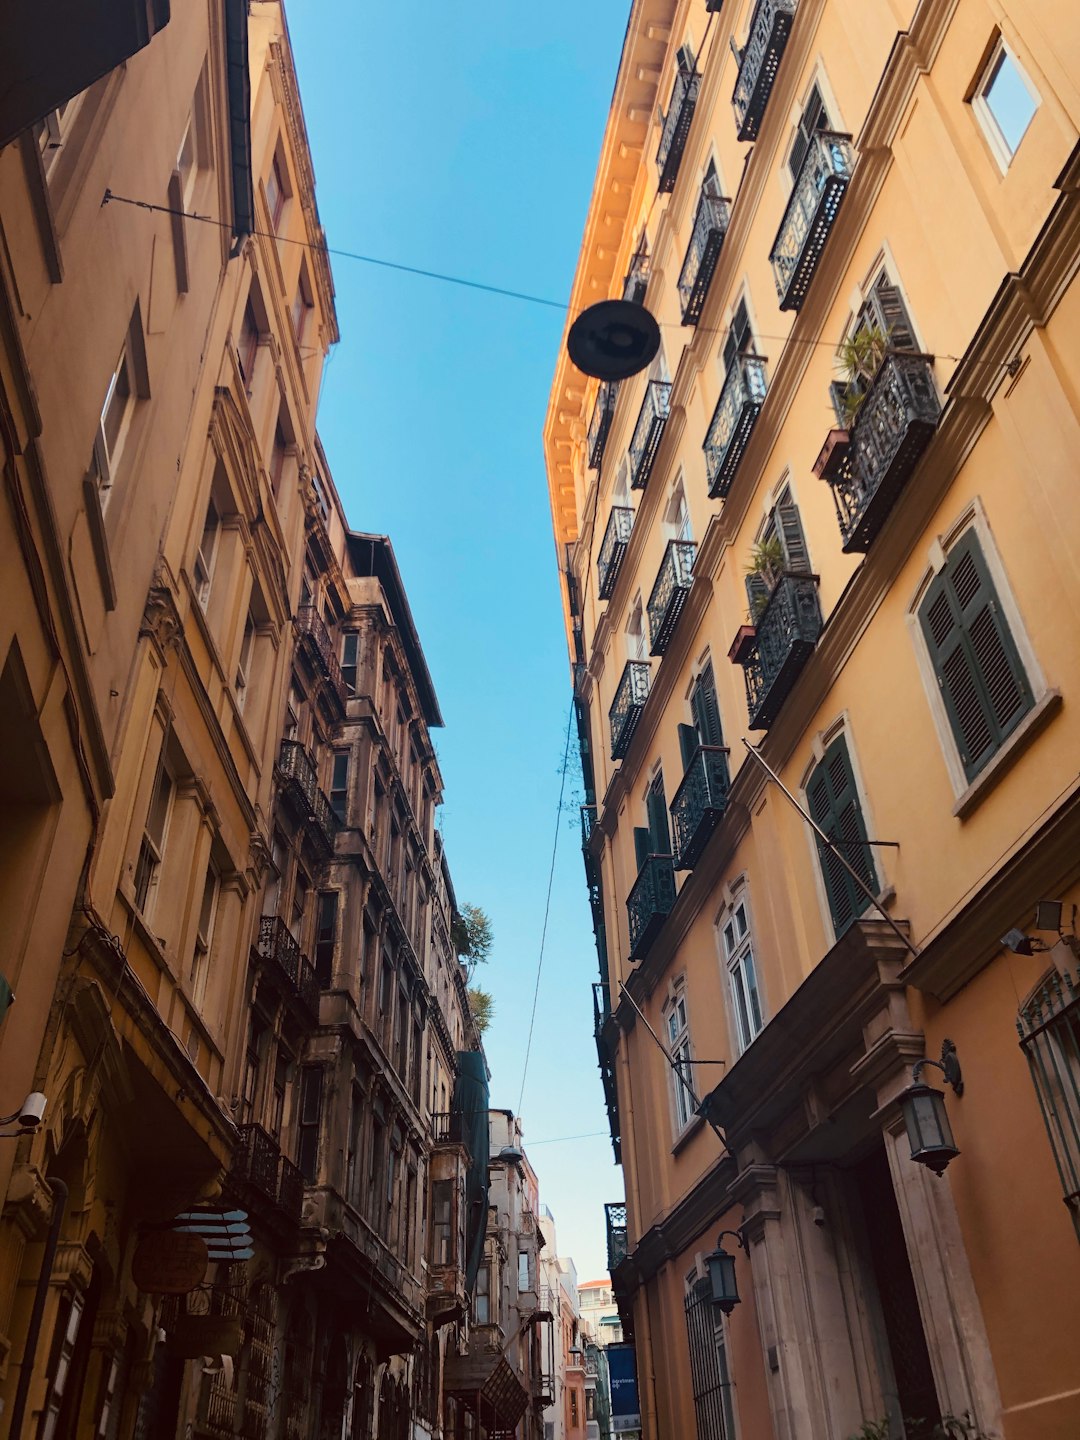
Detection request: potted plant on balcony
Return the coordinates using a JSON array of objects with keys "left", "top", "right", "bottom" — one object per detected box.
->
[
  {"left": 834, "top": 322, "right": 891, "bottom": 428},
  {"left": 745, "top": 536, "right": 784, "bottom": 616}
]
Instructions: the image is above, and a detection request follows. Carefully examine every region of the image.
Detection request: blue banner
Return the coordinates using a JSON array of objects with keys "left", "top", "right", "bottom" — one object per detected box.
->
[{"left": 606, "top": 1343, "right": 641, "bottom": 1433}]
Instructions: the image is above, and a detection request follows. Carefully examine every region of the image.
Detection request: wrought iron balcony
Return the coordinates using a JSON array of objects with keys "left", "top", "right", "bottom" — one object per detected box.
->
[
  {"left": 733, "top": 0, "right": 797, "bottom": 141},
  {"left": 829, "top": 353, "right": 941, "bottom": 552},
  {"left": 605, "top": 1203, "right": 628, "bottom": 1271},
  {"left": 587, "top": 382, "right": 618, "bottom": 470},
  {"left": 277, "top": 740, "right": 339, "bottom": 854},
  {"left": 430, "top": 1111, "right": 465, "bottom": 1145},
  {"left": 257, "top": 915, "right": 320, "bottom": 1018},
  {"left": 647, "top": 541, "right": 696, "bottom": 655},
  {"left": 671, "top": 746, "right": 731, "bottom": 870},
  {"left": 770, "top": 131, "right": 853, "bottom": 312},
  {"left": 629, "top": 380, "right": 671, "bottom": 491},
  {"left": 703, "top": 354, "right": 768, "bottom": 498},
  {"left": 657, "top": 68, "right": 701, "bottom": 193},
  {"left": 296, "top": 605, "right": 346, "bottom": 708},
  {"left": 598, "top": 506, "right": 634, "bottom": 599},
  {"left": 622, "top": 249, "right": 651, "bottom": 305},
  {"left": 677, "top": 184, "right": 731, "bottom": 325},
  {"left": 736, "top": 573, "right": 822, "bottom": 730},
  {"left": 609, "top": 660, "right": 651, "bottom": 760},
  {"left": 627, "top": 853, "right": 677, "bottom": 960},
  {"left": 234, "top": 1124, "right": 303, "bottom": 1223}
]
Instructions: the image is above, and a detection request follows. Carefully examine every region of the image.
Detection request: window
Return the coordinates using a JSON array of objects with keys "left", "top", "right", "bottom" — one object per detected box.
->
[
  {"left": 270, "top": 1046, "right": 290, "bottom": 1138},
  {"left": 297, "top": 1066, "right": 322, "bottom": 1181},
  {"left": 432, "top": 1179, "right": 454, "bottom": 1265},
  {"left": 806, "top": 735, "right": 878, "bottom": 937},
  {"left": 379, "top": 958, "right": 393, "bottom": 1015},
  {"left": 570, "top": 1390, "right": 579, "bottom": 1427},
  {"left": 190, "top": 864, "right": 218, "bottom": 1007},
  {"left": 475, "top": 1264, "right": 491, "bottom": 1325},
  {"left": 684, "top": 1272, "right": 737, "bottom": 1440},
  {"left": 972, "top": 37, "right": 1038, "bottom": 168},
  {"left": 291, "top": 869, "right": 309, "bottom": 945},
  {"left": 292, "top": 264, "right": 314, "bottom": 348},
  {"left": 679, "top": 664, "right": 723, "bottom": 770},
  {"left": 368, "top": 1118, "right": 386, "bottom": 1219},
  {"left": 314, "top": 892, "right": 337, "bottom": 989},
  {"left": 665, "top": 984, "right": 695, "bottom": 1132},
  {"left": 745, "top": 486, "right": 810, "bottom": 617},
  {"left": 518, "top": 1250, "right": 531, "bottom": 1292},
  {"left": 39, "top": 1288, "right": 88, "bottom": 1440},
  {"left": 720, "top": 895, "right": 763, "bottom": 1052},
  {"left": 634, "top": 772, "right": 671, "bottom": 872},
  {"left": 239, "top": 298, "right": 262, "bottom": 388},
  {"left": 270, "top": 418, "right": 288, "bottom": 494},
  {"left": 626, "top": 600, "right": 647, "bottom": 662},
  {"left": 242, "top": 1015, "right": 265, "bottom": 1121},
  {"left": 194, "top": 498, "right": 220, "bottom": 608},
  {"left": 789, "top": 83, "right": 830, "bottom": 179},
  {"left": 35, "top": 91, "right": 88, "bottom": 179},
  {"left": 918, "top": 530, "right": 1034, "bottom": 783},
  {"left": 134, "top": 755, "right": 174, "bottom": 915},
  {"left": 235, "top": 611, "right": 256, "bottom": 712},
  {"left": 91, "top": 342, "right": 136, "bottom": 508},
  {"left": 177, "top": 117, "right": 198, "bottom": 203},
  {"left": 1017, "top": 972, "right": 1080, "bottom": 1239},
  {"left": 831, "top": 271, "right": 918, "bottom": 426},
  {"left": 266, "top": 149, "right": 289, "bottom": 230},
  {"left": 330, "top": 752, "right": 349, "bottom": 824},
  {"left": 341, "top": 633, "right": 359, "bottom": 694},
  {"left": 666, "top": 482, "right": 692, "bottom": 543},
  {"left": 722, "top": 298, "right": 753, "bottom": 376}
]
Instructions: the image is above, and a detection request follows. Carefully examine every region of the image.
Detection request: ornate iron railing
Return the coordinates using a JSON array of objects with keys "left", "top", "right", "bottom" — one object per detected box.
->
[
  {"left": 627, "top": 853, "right": 677, "bottom": 960},
  {"left": 605, "top": 1203, "right": 628, "bottom": 1271},
  {"left": 829, "top": 353, "right": 941, "bottom": 551},
  {"left": 629, "top": 380, "right": 671, "bottom": 490},
  {"left": 657, "top": 68, "right": 701, "bottom": 193},
  {"left": 737, "top": 573, "right": 822, "bottom": 730},
  {"left": 671, "top": 746, "right": 731, "bottom": 870},
  {"left": 257, "top": 915, "right": 319, "bottom": 1018},
  {"left": 609, "top": 660, "right": 651, "bottom": 760},
  {"left": 430, "top": 1111, "right": 465, "bottom": 1144},
  {"left": 733, "top": 0, "right": 797, "bottom": 140},
  {"left": 581, "top": 804, "right": 597, "bottom": 848},
  {"left": 623, "top": 249, "right": 651, "bottom": 304},
  {"left": 598, "top": 506, "right": 634, "bottom": 599},
  {"left": 588, "top": 382, "right": 618, "bottom": 470},
  {"left": 277, "top": 740, "right": 338, "bottom": 853},
  {"left": 647, "top": 541, "right": 696, "bottom": 655},
  {"left": 678, "top": 184, "right": 731, "bottom": 325},
  {"left": 1017, "top": 969, "right": 1080, "bottom": 1237},
  {"left": 770, "top": 131, "right": 853, "bottom": 312},
  {"left": 235, "top": 1123, "right": 280, "bottom": 1202},
  {"left": 296, "top": 606, "right": 346, "bottom": 707},
  {"left": 704, "top": 355, "right": 768, "bottom": 498}
]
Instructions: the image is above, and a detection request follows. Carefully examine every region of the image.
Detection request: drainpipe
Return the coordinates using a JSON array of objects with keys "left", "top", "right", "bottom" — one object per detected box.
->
[{"left": 7, "top": 1178, "right": 68, "bottom": 1440}]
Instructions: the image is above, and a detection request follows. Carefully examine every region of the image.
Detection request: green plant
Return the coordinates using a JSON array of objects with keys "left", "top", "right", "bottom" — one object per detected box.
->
[
  {"left": 845, "top": 1414, "right": 994, "bottom": 1440},
  {"left": 451, "top": 903, "right": 493, "bottom": 978},
  {"left": 745, "top": 535, "right": 784, "bottom": 584},
  {"left": 467, "top": 985, "right": 494, "bottom": 1035},
  {"left": 834, "top": 322, "right": 891, "bottom": 427}
]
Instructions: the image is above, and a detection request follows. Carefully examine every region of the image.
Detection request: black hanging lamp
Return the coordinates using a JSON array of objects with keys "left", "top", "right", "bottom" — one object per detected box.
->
[
  {"left": 898, "top": 1039, "right": 963, "bottom": 1177},
  {"left": 704, "top": 1228, "right": 748, "bottom": 1314},
  {"left": 567, "top": 299, "right": 661, "bottom": 381}
]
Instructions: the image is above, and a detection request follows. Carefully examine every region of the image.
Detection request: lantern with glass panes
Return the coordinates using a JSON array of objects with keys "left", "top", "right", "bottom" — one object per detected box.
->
[
  {"left": 898, "top": 1039, "right": 963, "bottom": 1176},
  {"left": 704, "top": 1228, "right": 748, "bottom": 1314}
]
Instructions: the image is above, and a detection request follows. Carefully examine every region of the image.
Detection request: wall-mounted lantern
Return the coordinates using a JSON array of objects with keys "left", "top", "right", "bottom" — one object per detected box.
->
[
  {"left": 705, "top": 1228, "right": 748, "bottom": 1314},
  {"left": 899, "top": 1039, "right": 963, "bottom": 1177}
]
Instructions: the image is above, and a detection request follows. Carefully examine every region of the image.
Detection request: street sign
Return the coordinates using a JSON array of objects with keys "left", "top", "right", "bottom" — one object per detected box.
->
[{"left": 607, "top": 1343, "right": 641, "bottom": 1435}]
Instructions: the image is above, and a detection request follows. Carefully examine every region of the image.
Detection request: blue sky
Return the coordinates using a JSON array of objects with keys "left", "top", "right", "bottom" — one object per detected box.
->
[{"left": 287, "top": 0, "right": 629, "bottom": 1281}]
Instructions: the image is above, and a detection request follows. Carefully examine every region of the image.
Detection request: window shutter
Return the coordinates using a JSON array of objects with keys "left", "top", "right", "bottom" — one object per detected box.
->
[
  {"left": 678, "top": 723, "right": 700, "bottom": 771},
  {"left": 745, "top": 571, "right": 771, "bottom": 616},
  {"left": 647, "top": 781, "right": 671, "bottom": 855},
  {"left": 865, "top": 274, "right": 916, "bottom": 353},
  {"left": 723, "top": 301, "right": 751, "bottom": 375},
  {"left": 919, "top": 533, "right": 1033, "bottom": 781},
  {"left": 789, "top": 86, "right": 827, "bottom": 179},
  {"left": 633, "top": 826, "right": 652, "bottom": 870},
  {"left": 776, "top": 498, "right": 811, "bottom": 573},
  {"left": 694, "top": 667, "right": 723, "bottom": 746},
  {"left": 807, "top": 736, "right": 877, "bottom": 937}
]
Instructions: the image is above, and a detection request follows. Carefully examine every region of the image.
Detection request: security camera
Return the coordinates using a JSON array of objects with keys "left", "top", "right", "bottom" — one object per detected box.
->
[{"left": 19, "top": 1093, "right": 47, "bottom": 1128}]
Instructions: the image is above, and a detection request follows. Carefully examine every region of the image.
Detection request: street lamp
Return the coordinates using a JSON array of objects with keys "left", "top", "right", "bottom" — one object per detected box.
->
[
  {"left": 898, "top": 1040, "right": 962, "bottom": 1177},
  {"left": 566, "top": 299, "right": 661, "bottom": 382},
  {"left": 704, "top": 1228, "right": 748, "bottom": 1314}
]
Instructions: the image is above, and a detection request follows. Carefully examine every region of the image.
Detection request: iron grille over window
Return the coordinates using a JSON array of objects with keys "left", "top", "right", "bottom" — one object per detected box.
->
[
  {"left": 684, "top": 1276, "right": 737, "bottom": 1438},
  {"left": 1018, "top": 970, "right": 1080, "bottom": 1239}
]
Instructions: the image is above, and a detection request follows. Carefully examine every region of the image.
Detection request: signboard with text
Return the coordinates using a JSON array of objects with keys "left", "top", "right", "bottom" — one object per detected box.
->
[{"left": 607, "top": 1342, "right": 641, "bottom": 1434}]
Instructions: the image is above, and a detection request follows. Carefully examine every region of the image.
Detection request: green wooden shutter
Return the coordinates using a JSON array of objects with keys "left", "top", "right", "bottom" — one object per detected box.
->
[
  {"left": 807, "top": 736, "right": 877, "bottom": 937},
  {"left": 678, "top": 723, "right": 700, "bottom": 770},
  {"left": 776, "top": 498, "right": 811, "bottom": 574},
  {"left": 918, "top": 533, "right": 1033, "bottom": 782},
  {"left": 647, "top": 778, "right": 671, "bottom": 855},
  {"left": 691, "top": 666, "right": 724, "bottom": 746},
  {"left": 745, "top": 571, "right": 771, "bottom": 617},
  {"left": 633, "top": 827, "right": 652, "bottom": 870},
  {"left": 865, "top": 274, "right": 916, "bottom": 352}
]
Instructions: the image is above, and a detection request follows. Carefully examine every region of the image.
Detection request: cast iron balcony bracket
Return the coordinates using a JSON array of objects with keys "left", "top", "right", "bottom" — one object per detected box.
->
[
  {"left": 671, "top": 746, "right": 732, "bottom": 869},
  {"left": 703, "top": 354, "right": 769, "bottom": 498},
  {"left": 627, "top": 852, "right": 677, "bottom": 961},
  {"left": 770, "top": 131, "right": 853, "bottom": 312},
  {"left": 678, "top": 184, "right": 732, "bottom": 325},
  {"left": 597, "top": 506, "right": 635, "bottom": 600},
  {"left": 609, "top": 660, "right": 651, "bottom": 760},
  {"left": 657, "top": 68, "right": 702, "bottom": 192},
  {"left": 647, "top": 540, "right": 696, "bottom": 655},
  {"left": 736, "top": 572, "right": 823, "bottom": 730},
  {"left": 629, "top": 380, "right": 672, "bottom": 491},
  {"left": 827, "top": 352, "right": 941, "bottom": 552},
  {"left": 587, "top": 381, "right": 618, "bottom": 470},
  {"left": 733, "top": 0, "right": 797, "bottom": 141}
]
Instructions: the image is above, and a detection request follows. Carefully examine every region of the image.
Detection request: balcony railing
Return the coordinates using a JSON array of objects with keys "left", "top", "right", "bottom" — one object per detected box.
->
[
  {"left": 647, "top": 541, "right": 696, "bottom": 655},
  {"left": 736, "top": 573, "right": 822, "bottom": 730},
  {"left": 257, "top": 915, "right": 319, "bottom": 1018},
  {"left": 277, "top": 740, "right": 339, "bottom": 854},
  {"left": 627, "top": 853, "right": 677, "bottom": 960},
  {"left": 605, "top": 1203, "right": 628, "bottom": 1271},
  {"left": 629, "top": 381, "right": 671, "bottom": 491},
  {"left": 704, "top": 355, "right": 768, "bottom": 498},
  {"left": 831, "top": 353, "right": 941, "bottom": 552},
  {"left": 234, "top": 1124, "right": 303, "bottom": 1223},
  {"left": 671, "top": 746, "right": 731, "bottom": 870},
  {"left": 430, "top": 1111, "right": 465, "bottom": 1144},
  {"left": 587, "top": 382, "right": 618, "bottom": 470},
  {"left": 770, "top": 131, "right": 853, "bottom": 312},
  {"left": 677, "top": 184, "right": 731, "bottom": 325},
  {"left": 733, "top": 0, "right": 797, "bottom": 141},
  {"left": 598, "top": 506, "right": 634, "bottom": 599},
  {"left": 623, "top": 249, "right": 651, "bottom": 305},
  {"left": 657, "top": 68, "right": 701, "bottom": 193},
  {"left": 296, "top": 606, "right": 346, "bottom": 708},
  {"left": 609, "top": 661, "right": 651, "bottom": 761}
]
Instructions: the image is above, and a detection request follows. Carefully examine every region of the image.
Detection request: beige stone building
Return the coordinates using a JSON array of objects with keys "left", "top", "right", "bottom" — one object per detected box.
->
[{"left": 545, "top": 2, "right": 1080, "bottom": 1438}]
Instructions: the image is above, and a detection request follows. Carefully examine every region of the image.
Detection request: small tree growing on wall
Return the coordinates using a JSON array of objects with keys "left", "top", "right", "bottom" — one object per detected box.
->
[{"left": 454, "top": 903, "right": 495, "bottom": 1035}]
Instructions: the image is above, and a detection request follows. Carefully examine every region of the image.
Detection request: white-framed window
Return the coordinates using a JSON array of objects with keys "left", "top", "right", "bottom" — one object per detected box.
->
[
  {"left": 626, "top": 598, "right": 647, "bottom": 661},
  {"left": 39, "top": 1288, "right": 88, "bottom": 1440},
  {"left": 518, "top": 1249, "right": 531, "bottom": 1292},
  {"left": 35, "top": 91, "right": 88, "bottom": 178},
  {"left": 665, "top": 479, "right": 692, "bottom": 543},
  {"left": 341, "top": 633, "right": 359, "bottom": 694},
  {"left": 134, "top": 756, "right": 174, "bottom": 917},
  {"left": 721, "top": 894, "right": 764, "bottom": 1053},
  {"left": 194, "top": 498, "right": 220, "bottom": 608},
  {"left": 265, "top": 144, "right": 291, "bottom": 231},
  {"left": 91, "top": 343, "right": 136, "bottom": 509},
  {"left": 191, "top": 863, "right": 218, "bottom": 1007},
  {"left": 235, "top": 611, "right": 256, "bottom": 711},
  {"left": 292, "top": 263, "right": 314, "bottom": 348},
  {"left": 665, "top": 984, "right": 695, "bottom": 1133},
  {"left": 475, "top": 1262, "right": 491, "bottom": 1324},
  {"left": 971, "top": 36, "right": 1039, "bottom": 170}
]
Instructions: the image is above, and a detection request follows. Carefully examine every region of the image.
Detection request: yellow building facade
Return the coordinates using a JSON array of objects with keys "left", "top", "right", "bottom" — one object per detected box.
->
[{"left": 545, "top": 3, "right": 1080, "bottom": 1438}]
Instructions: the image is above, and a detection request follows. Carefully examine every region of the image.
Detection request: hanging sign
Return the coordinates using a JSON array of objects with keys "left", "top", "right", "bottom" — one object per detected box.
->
[
  {"left": 165, "top": 1313, "right": 243, "bottom": 1359},
  {"left": 132, "top": 1230, "right": 209, "bottom": 1295}
]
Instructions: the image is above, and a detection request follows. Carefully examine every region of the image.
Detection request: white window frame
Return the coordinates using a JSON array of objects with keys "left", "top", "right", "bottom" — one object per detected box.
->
[
  {"left": 720, "top": 891, "right": 764, "bottom": 1054},
  {"left": 194, "top": 498, "right": 220, "bottom": 609},
  {"left": 971, "top": 36, "right": 1039, "bottom": 172},
  {"left": 134, "top": 758, "right": 174, "bottom": 918},
  {"left": 235, "top": 611, "right": 256, "bottom": 711},
  {"left": 626, "top": 597, "right": 647, "bottom": 662},
  {"left": 665, "top": 477, "right": 693, "bottom": 543},
  {"left": 36, "top": 91, "right": 88, "bottom": 177},
  {"left": 664, "top": 984, "right": 696, "bottom": 1134},
  {"left": 92, "top": 343, "right": 136, "bottom": 509},
  {"left": 191, "top": 863, "right": 219, "bottom": 1007}
]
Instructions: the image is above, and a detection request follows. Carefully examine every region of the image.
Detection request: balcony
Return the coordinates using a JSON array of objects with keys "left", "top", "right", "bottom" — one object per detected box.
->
[
  {"left": 647, "top": 541, "right": 696, "bottom": 655},
  {"left": 587, "top": 382, "right": 617, "bottom": 470},
  {"left": 657, "top": 68, "right": 701, "bottom": 193},
  {"left": 627, "top": 853, "right": 676, "bottom": 960},
  {"left": 703, "top": 355, "right": 768, "bottom": 499},
  {"left": 622, "top": 249, "right": 651, "bottom": 305},
  {"left": 733, "top": 0, "right": 797, "bottom": 141},
  {"left": 605, "top": 1203, "right": 628, "bottom": 1271},
  {"left": 256, "top": 915, "right": 319, "bottom": 1018},
  {"left": 735, "top": 573, "right": 822, "bottom": 730},
  {"left": 829, "top": 353, "right": 941, "bottom": 552},
  {"left": 295, "top": 605, "right": 347, "bottom": 710},
  {"left": 629, "top": 381, "right": 671, "bottom": 491},
  {"left": 677, "top": 184, "right": 731, "bottom": 325},
  {"left": 277, "top": 740, "right": 339, "bottom": 854},
  {"left": 430, "top": 1111, "right": 465, "bottom": 1145},
  {"left": 609, "top": 661, "right": 651, "bottom": 761},
  {"left": 770, "top": 131, "right": 853, "bottom": 312},
  {"left": 234, "top": 1123, "right": 303, "bottom": 1224},
  {"left": 598, "top": 506, "right": 634, "bottom": 599},
  {"left": 671, "top": 746, "right": 731, "bottom": 869}
]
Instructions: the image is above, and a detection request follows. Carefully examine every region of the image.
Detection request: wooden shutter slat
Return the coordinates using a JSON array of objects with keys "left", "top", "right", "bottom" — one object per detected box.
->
[
  {"left": 776, "top": 500, "right": 811, "bottom": 574},
  {"left": 808, "top": 738, "right": 876, "bottom": 936},
  {"left": 678, "top": 723, "right": 699, "bottom": 771}
]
